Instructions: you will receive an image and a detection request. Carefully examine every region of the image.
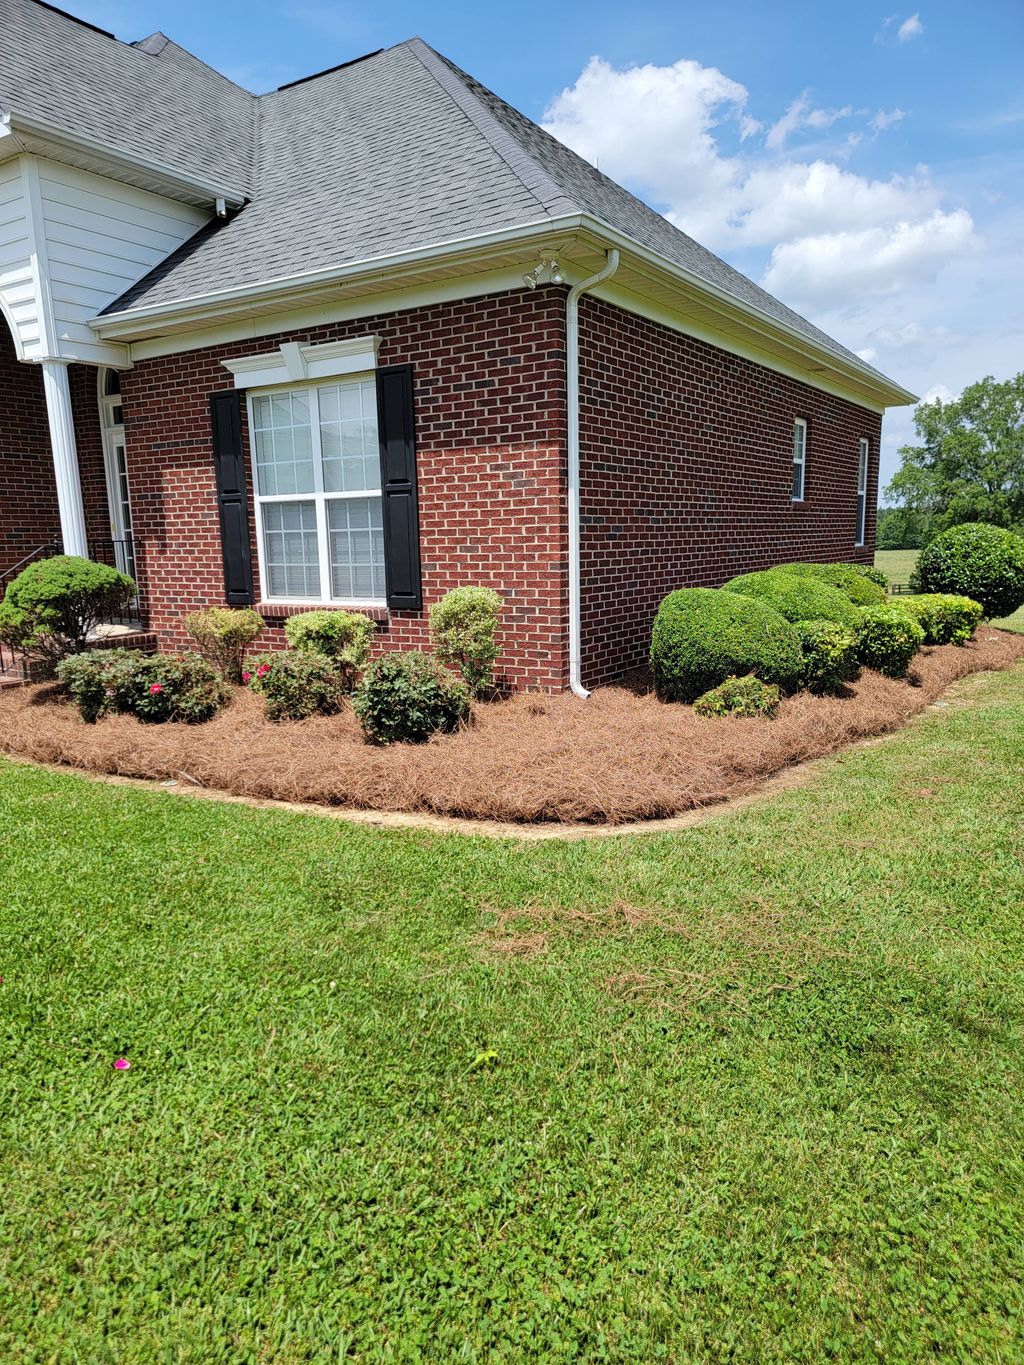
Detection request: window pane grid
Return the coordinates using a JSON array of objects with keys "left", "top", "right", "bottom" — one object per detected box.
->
[
  {"left": 856, "top": 438, "right": 869, "bottom": 545},
  {"left": 791, "top": 419, "right": 807, "bottom": 501},
  {"left": 253, "top": 378, "right": 385, "bottom": 604}
]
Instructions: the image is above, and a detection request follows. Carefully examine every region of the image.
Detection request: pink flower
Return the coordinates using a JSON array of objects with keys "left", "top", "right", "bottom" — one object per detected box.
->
[
  {"left": 149, "top": 683, "right": 163, "bottom": 694},
  {"left": 256, "top": 664, "right": 271, "bottom": 678},
  {"left": 241, "top": 671, "right": 252, "bottom": 684},
  {"left": 113, "top": 1058, "right": 131, "bottom": 1071}
]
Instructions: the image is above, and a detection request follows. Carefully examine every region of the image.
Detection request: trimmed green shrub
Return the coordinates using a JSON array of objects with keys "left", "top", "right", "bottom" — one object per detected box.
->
[
  {"left": 283, "top": 610, "right": 375, "bottom": 690},
  {"left": 247, "top": 652, "right": 348, "bottom": 722},
  {"left": 0, "top": 555, "right": 136, "bottom": 670},
  {"left": 353, "top": 651, "right": 469, "bottom": 745},
  {"left": 854, "top": 606, "right": 925, "bottom": 678},
  {"left": 650, "top": 588, "right": 803, "bottom": 703},
  {"left": 693, "top": 675, "right": 781, "bottom": 719},
  {"left": 795, "top": 619, "right": 861, "bottom": 694},
  {"left": 724, "top": 568, "right": 862, "bottom": 628},
  {"left": 429, "top": 586, "right": 503, "bottom": 697},
  {"left": 896, "top": 593, "right": 983, "bottom": 645},
  {"left": 911, "top": 523, "right": 1024, "bottom": 619},
  {"left": 57, "top": 650, "right": 228, "bottom": 724},
  {"left": 845, "top": 563, "right": 890, "bottom": 593},
  {"left": 184, "top": 606, "right": 264, "bottom": 682},
  {"left": 774, "top": 562, "right": 886, "bottom": 606}
]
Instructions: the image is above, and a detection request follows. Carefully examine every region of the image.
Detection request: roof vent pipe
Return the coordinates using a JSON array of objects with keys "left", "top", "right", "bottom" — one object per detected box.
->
[{"left": 566, "top": 248, "right": 619, "bottom": 699}]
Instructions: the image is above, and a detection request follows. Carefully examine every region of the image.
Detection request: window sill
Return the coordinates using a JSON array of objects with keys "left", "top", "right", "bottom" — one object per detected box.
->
[{"left": 256, "top": 601, "right": 389, "bottom": 623}]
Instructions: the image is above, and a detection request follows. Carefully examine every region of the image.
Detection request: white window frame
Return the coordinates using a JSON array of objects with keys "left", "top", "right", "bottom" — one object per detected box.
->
[
  {"left": 791, "top": 417, "right": 807, "bottom": 502},
  {"left": 245, "top": 375, "right": 386, "bottom": 607},
  {"left": 856, "top": 437, "right": 869, "bottom": 546}
]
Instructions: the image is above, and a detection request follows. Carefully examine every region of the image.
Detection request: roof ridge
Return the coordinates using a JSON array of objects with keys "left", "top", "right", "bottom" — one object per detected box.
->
[{"left": 404, "top": 38, "right": 577, "bottom": 221}]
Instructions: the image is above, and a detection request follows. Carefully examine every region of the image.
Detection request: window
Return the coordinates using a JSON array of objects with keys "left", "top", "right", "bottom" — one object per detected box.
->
[
  {"left": 791, "top": 418, "right": 807, "bottom": 501},
  {"left": 856, "top": 437, "right": 869, "bottom": 546},
  {"left": 249, "top": 376, "right": 385, "bottom": 603}
]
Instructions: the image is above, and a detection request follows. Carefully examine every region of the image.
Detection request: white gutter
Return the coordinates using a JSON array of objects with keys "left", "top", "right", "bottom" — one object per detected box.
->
[{"left": 566, "top": 248, "right": 619, "bottom": 699}]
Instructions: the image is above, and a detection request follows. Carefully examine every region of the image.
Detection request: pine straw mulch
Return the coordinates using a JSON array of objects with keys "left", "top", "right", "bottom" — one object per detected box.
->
[{"left": 1, "top": 629, "right": 1022, "bottom": 826}]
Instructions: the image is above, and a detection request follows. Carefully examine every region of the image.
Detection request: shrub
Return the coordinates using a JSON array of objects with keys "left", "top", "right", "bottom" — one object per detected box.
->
[
  {"left": 0, "top": 555, "right": 136, "bottom": 670},
  {"left": 774, "top": 562, "right": 886, "bottom": 606},
  {"left": 283, "top": 610, "right": 375, "bottom": 690},
  {"left": 650, "top": 588, "right": 803, "bottom": 703},
  {"left": 57, "top": 650, "right": 228, "bottom": 724},
  {"left": 723, "top": 568, "right": 862, "bottom": 628},
  {"left": 429, "top": 586, "right": 503, "bottom": 697},
  {"left": 912, "top": 523, "right": 1024, "bottom": 619},
  {"left": 184, "top": 606, "right": 264, "bottom": 682},
  {"left": 854, "top": 606, "right": 925, "bottom": 678},
  {"left": 845, "top": 563, "right": 890, "bottom": 593},
  {"left": 693, "top": 675, "right": 781, "bottom": 719},
  {"left": 897, "top": 593, "right": 983, "bottom": 646},
  {"left": 353, "top": 651, "right": 469, "bottom": 744},
  {"left": 247, "top": 652, "right": 348, "bottom": 722},
  {"left": 795, "top": 619, "right": 861, "bottom": 694}
]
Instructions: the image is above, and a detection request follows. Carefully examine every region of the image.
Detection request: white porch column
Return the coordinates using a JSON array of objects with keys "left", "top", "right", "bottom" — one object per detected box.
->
[{"left": 40, "top": 358, "right": 88, "bottom": 559}]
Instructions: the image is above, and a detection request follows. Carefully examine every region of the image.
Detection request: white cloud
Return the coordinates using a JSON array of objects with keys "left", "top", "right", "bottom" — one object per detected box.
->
[
  {"left": 762, "top": 210, "right": 977, "bottom": 311},
  {"left": 765, "top": 94, "right": 855, "bottom": 150},
  {"left": 871, "top": 108, "right": 907, "bottom": 132},
  {"left": 897, "top": 13, "right": 924, "bottom": 41}
]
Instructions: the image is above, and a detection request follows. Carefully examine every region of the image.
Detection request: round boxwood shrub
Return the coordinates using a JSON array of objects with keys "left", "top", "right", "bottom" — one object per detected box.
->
[
  {"left": 184, "top": 606, "right": 264, "bottom": 682},
  {"left": 650, "top": 588, "right": 803, "bottom": 703},
  {"left": 897, "top": 593, "right": 983, "bottom": 646},
  {"left": 693, "top": 675, "right": 781, "bottom": 719},
  {"left": 854, "top": 606, "right": 925, "bottom": 678},
  {"left": 247, "top": 652, "right": 348, "bottom": 721},
  {"left": 795, "top": 619, "right": 861, "bottom": 694},
  {"left": 283, "top": 610, "right": 375, "bottom": 689},
  {"left": 723, "top": 569, "right": 862, "bottom": 629},
  {"left": 0, "top": 555, "right": 136, "bottom": 670},
  {"left": 353, "top": 651, "right": 469, "bottom": 745},
  {"left": 429, "top": 586, "right": 504, "bottom": 697},
  {"left": 57, "top": 650, "right": 228, "bottom": 724},
  {"left": 845, "top": 563, "right": 890, "bottom": 593},
  {"left": 775, "top": 562, "right": 886, "bottom": 606},
  {"left": 912, "top": 523, "right": 1024, "bottom": 619}
]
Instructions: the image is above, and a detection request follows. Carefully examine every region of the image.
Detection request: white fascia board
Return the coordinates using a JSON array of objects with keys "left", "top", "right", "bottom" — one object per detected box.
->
[
  {"left": 0, "top": 110, "right": 248, "bottom": 210},
  {"left": 223, "top": 335, "right": 381, "bottom": 389}
]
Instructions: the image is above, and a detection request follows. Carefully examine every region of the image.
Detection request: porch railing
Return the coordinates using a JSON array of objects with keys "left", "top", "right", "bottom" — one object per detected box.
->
[
  {"left": 87, "top": 536, "right": 143, "bottom": 626},
  {"left": 0, "top": 542, "right": 61, "bottom": 680}
]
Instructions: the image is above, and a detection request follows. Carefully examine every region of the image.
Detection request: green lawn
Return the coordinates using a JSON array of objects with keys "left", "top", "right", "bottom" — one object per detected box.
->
[
  {"left": 4, "top": 665, "right": 1024, "bottom": 1361},
  {"left": 875, "top": 548, "right": 1024, "bottom": 633}
]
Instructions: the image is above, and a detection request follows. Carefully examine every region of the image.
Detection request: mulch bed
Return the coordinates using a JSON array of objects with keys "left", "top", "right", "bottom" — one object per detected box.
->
[{"left": 1, "top": 630, "right": 1022, "bottom": 825}]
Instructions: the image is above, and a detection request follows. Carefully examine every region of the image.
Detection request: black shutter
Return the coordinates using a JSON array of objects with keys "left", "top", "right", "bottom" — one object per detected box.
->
[
  {"left": 209, "top": 390, "right": 255, "bottom": 605},
  {"left": 376, "top": 364, "right": 422, "bottom": 611}
]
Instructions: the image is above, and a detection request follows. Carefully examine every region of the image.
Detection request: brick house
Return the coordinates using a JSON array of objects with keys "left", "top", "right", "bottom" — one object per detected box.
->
[{"left": 0, "top": 0, "right": 914, "bottom": 692}]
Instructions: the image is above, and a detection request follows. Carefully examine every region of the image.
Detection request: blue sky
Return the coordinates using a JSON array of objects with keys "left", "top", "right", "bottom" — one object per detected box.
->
[{"left": 63, "top": 0, "right": 1024, "bottom": 493}]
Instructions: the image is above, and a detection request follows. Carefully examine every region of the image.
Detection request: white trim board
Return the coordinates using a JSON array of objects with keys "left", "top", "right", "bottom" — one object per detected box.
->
[{"left": 223, "top": 335, "right": 381, "bottom": 388}]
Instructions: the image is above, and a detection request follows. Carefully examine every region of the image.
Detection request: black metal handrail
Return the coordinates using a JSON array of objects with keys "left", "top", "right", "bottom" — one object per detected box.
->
[
  {"left": 0, "top": 540, "right": 61, "bottom": 600},
  {"left": 87, "top": 536, "right": 143, "bottom": 626},
  {"left": 0, "top": 543, "right": 62, "bottom": 681}
]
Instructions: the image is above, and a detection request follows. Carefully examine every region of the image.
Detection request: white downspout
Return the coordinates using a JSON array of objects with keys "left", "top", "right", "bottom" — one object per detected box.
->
[{"left": 566, "top": 248, "right": 619, "bottom": 698}]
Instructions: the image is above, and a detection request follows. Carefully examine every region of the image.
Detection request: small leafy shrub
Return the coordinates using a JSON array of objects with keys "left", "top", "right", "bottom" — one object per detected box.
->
[
  {"left": 897, "top": 593, "right": 983, "bottom": 645},
  {"left": 284, "top": 610, "right": 375, "bottom": 690},
  {"left": 854, "top": 606, "right": 925, "bottom": 678},
  {"left": 845, "top": 563, "right": 890, "bottom": 593},
  {"left": 650, "top": 588, "right": 803, "bottom": 703},
  {"left": 57, "top": 650, "right": 227, "bottom": 724},
  {"left": 723, "top": 569, "right": 862, "bottom": 629},
  {"left": 795, "top": 619, "right": 861, "bottom": 693},
  {"left": 912, "top": 522, "right": 1024, "bottom": 619},
  {"left": 184, "top": 606, "right": 264, "bottom": 682},
  {"left": 353, "top": 651, "right": 469, "bottom": 745},
  {"left": 429, "top": 586, "right": 503, "bottom": 697},
  {"left": 0, "top": 556, "right": 136, "bottom": 670},
  {"left": 693, "top": 675, "right": 781, "bottom": 719},
  {"left": 247, "top": 652, "right": 347, "bottom": 722},
  {"left": 775, "top": 562, "right": 886, "bottom": 606}
]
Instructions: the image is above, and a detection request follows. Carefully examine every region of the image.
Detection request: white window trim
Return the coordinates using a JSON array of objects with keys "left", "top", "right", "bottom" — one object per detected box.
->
[
  {"left": 245, "top": 373, "right": 386, "bottom": 609},
  {"left": 224, "top": 335, "right": 381, "bottom": 390},
  {"left": 791, "top": 417, "right": 807, "bottom": 502},
  {"left": 856, "top": 436, "right": 869, "bottom": 546}
]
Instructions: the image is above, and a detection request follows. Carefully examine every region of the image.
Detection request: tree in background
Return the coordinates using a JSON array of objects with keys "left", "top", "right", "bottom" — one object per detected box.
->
[
  {"left": 885, "top": 373, "right": 1024, "bottom": 542},
  {"left": 876, "top": 506, "right": 930, "bottom": 549}
]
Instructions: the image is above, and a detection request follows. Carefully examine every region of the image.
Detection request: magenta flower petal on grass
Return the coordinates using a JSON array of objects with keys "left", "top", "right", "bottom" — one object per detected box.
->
[
  {"left": 149, "top": 683, "right": 163, "bottom": 694},
  {"left": 113, "top": 1058, "right": 131, "bottom": 1071}
]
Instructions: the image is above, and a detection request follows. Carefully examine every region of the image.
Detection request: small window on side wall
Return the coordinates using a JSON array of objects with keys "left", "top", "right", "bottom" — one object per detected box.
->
[
  {"left": 791, "top": 418, "right": 807, "bottom": 501},
  {"left": 856, "top": 437, "right": 869, "bottom": 546}
]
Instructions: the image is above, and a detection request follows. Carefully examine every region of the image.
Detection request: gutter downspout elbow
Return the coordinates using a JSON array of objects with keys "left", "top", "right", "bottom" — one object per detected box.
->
[{"left": 566, "top": 248, "right": 619, "bottom": 699}]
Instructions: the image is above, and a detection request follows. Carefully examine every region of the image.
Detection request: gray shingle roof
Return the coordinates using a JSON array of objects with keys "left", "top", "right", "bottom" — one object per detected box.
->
[
  {"left": 2, "top": 5, "right": 882, "bottom": 376},
  {"left": 0, "top": 0, "right": 256, "bottom": 190}
]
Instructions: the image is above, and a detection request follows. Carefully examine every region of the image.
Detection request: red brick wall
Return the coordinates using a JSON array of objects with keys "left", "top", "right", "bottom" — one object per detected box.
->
[
  {"left": 119, "top": 288, "right": 569, "bottom": 691},
  {"left": 0, "top": 325, "right": 59, "bottom": 563},
  {"left": 578, "top": 295, "right": 883, "bottom": 686}
]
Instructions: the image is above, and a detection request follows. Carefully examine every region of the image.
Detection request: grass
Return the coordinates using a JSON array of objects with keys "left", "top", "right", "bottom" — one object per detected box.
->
[
  {"left": 3, "top": 663, "right": 1024, "bottom": 1361},
  {"left": 875, "top": 547, "right": 1024, "bottom": 633}
]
